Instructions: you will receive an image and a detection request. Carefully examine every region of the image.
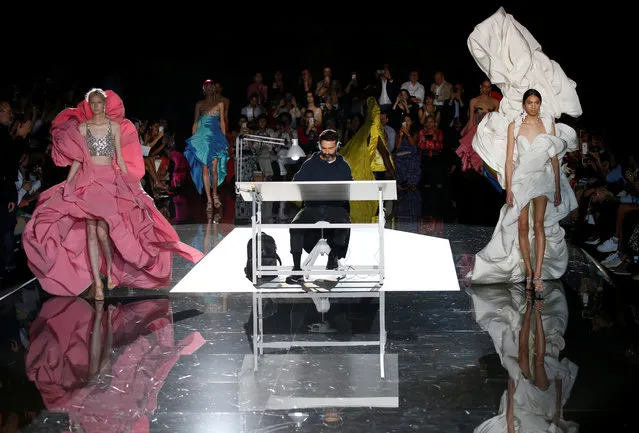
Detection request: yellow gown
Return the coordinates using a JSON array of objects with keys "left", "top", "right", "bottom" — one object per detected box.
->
[{"left": 340, "top": 97, "right": 394, "bottom": 223}]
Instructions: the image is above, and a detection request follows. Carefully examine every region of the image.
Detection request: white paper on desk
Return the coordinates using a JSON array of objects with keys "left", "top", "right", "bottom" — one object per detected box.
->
[{"left": 140, "top": 145, "right": 152, "bottom": 156}]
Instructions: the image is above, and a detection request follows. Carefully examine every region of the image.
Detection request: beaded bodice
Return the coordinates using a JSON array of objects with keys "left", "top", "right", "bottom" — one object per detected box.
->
[
  {"left": 86, "top": 121, "right": 115, "bottom": 157},
  {"left": 203, "top": 109, "right": 221, "bottom": 117}
]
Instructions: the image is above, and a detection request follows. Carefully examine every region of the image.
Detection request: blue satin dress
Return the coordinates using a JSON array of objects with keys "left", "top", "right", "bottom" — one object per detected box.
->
[{"left": 184, "top": 110, "right": 229, "bottom": 194}]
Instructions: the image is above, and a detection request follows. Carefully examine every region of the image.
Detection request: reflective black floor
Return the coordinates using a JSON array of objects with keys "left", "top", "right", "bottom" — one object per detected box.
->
[{"left": 2, "top": 178, "right": 638, "bottom": 432}]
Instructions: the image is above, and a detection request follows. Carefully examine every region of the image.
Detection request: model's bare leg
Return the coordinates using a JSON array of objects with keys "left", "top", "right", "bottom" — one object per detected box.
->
[
  {"left": 518, "top": 203, "right": 533, "bottom": 283},
  {"left": 211, "top": 158, "right": 221, "bottom": 208},
  {"left": 518, "top": 297, "right": 532, "bottom": 379},
  {"left": 89, "top": 302, "right": 104, "bottom": 376},
  {"left": 202, "top": 164, "right": 212, "bottom": 210},
  {"left": 553, "top": 378, "right": 563, "bottom": 424},
  {"left": 96, "top": 220, "right": 114, "bottom": 289},
  {"left": 532, "top": 196, "right": 548, "bottom": 278},
  {"left": 506, "top": 377, "right": 516, "bottom": 433},
  {"left": 533, "top": 304, "right": 550, "bottom": 390},
  {"left": 100, "top": 304, "right": 115, "bottom": 372},
  {"left": 87, "top": 220, "right": 104, "bottom": 300},
  {"left": 532, "top": 196, "right": 548, "bottom": 294}
]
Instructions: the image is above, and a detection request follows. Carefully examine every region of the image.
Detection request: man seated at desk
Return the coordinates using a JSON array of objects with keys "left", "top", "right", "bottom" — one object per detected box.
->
[{"left": 286, "top": 129, "right": 353, "bottom": 284}]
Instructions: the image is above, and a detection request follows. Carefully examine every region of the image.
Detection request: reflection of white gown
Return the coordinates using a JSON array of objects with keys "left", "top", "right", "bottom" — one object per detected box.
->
[
  {"left": 465, "top": 6, "right": 582, "bottom": 284},
  {"left": 467, "top": 281, "right": 579, "bottom": 432}
]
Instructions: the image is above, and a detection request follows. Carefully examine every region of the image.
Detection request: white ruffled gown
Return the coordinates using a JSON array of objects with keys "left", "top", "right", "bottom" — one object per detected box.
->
[
  {"left": 465, "top": 6, "right": 583, "bottom": 284},
  {"left": 468, "top": 116, "right": 579, "bottom": 284}
]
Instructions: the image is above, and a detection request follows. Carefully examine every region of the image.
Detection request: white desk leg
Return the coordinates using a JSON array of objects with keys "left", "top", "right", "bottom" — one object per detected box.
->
[
  {"left": 253, "top": 291, "right": 258, "bottom": 371},
  {"left": 380, "top": 291, "right": 386, "bottom": 378},
  {"left": 258, "top": 291, "right": 264, "bottom": 355},
  {"left": 378, "top": 188, "right": 385, "bottom": 284},
  {"left": 257, "top": 197, "right": 263, "bottom": 279},
  {"left": 251, "top": 192, "right": 257, "bottom": 285}
]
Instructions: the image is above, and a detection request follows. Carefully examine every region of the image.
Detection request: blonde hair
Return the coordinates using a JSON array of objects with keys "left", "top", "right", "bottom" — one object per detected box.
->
[{"left": 84, "top": 88, "right": 107, "bottom": 102}]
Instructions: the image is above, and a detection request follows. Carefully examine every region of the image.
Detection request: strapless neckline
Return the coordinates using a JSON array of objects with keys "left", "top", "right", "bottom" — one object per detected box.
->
[{"left": 517, "top": 133, "right": 550, "bottom": 147}]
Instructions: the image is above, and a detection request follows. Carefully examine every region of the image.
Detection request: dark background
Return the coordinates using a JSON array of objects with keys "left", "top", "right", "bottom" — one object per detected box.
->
[{"left": 2, "top": 3, "right": 621, "bottom": 147}]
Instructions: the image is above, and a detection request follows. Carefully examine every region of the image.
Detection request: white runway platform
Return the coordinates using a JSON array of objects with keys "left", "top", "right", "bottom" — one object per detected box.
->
[{"left": 171, "top": 227, "right": 460, "bottom": 294}]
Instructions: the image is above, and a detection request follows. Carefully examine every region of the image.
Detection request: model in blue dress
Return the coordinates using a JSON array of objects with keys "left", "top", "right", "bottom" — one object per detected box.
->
[{"left": 185, "top": 79, "right": 229, "bottom": 211}]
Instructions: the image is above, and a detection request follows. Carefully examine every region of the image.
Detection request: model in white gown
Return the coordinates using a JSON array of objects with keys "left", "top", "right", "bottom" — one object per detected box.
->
[
  {"left": 467, "top": 281, "right": 579, "bottom": 432},
  {"left": 469, "top": 114, "right": 579, "bottom": 284},
  {"left": 465, "top": 7, "right": 583, "bottom": 285}
]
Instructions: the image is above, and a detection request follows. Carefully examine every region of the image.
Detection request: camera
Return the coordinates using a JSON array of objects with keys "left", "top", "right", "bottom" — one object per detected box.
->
[
  {"left": 401, "top": 121, "right": 407, "bottom": 128},
  {"left": 351, "top": 73, "right": 356, "bottom": 80},
  {"left": 424, "top": 134, "right": 433, "bottom": 140},
  {"left": 376, "top": 69, "right": 385, "bottom": 76}
]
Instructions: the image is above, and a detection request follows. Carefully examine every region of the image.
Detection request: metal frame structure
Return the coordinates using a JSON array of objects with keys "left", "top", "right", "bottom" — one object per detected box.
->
[
  {"left": 234, "top": 134, "right": 288, "bottom": 186},
  {"left": 236, "top": 180, "right": 397, "bottom": 378}
]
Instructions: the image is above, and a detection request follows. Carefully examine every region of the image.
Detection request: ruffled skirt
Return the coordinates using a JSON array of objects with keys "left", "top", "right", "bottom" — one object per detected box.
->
[
  {"left": 22, "top": 163, "right": 204, "bottom": 296},
  {"left": 184, "top": 116, "right": 229, "bottom": 194}
]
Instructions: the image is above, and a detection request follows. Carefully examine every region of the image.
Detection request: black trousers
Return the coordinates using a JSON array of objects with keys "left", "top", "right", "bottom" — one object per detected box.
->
[
  {"left": 290, "top": 205, "right": 350, "bottom": 259},
  {"left": 594, "top": 199, "right": 619, "bottom": 241},
  {"left": 421, "top": 154, "right": 445, "bottom": 187}
]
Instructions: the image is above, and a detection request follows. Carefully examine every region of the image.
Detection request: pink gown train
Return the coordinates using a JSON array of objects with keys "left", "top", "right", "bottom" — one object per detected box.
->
[
  {"left": 455, "top": 119, "right": 483, "bottom": 173},
  {"left": 21, "top": 91, "right": 204, "bottom": 296},
  {"left": 25, "top": 297, "right": 205, "bottom": 433}
]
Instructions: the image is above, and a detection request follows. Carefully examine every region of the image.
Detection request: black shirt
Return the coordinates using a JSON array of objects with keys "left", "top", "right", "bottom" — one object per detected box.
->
[{"left": 293, "top": 152, "right": 352, "bottom": 208}]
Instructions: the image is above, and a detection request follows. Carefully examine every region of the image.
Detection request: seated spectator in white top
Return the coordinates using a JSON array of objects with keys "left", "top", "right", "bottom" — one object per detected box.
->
[
  {"left": 400, "top": 71, "right": 426, "bottom": 108},
  {"left": 240, "top": 93, "right": 264, "bottom": 129}
]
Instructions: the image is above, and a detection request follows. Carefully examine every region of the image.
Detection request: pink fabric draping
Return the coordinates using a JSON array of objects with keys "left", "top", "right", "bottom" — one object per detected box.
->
[
  {"left": 455, "top": 121, "right": 483, "bottom": 174},
  {"left": 26, "top": 297, "right": 205, "bottom": 433}
]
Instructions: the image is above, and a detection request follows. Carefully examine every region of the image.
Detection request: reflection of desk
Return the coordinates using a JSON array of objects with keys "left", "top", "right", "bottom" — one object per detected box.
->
[
  {"left": 170, "top": 227, "right": 461, "bottom": 377},
  {"left": 236, "top": 180, "right": 397, "bottom": 377},
  {"left": 239, "top": 354, "right": 399, "bottom": 411}
]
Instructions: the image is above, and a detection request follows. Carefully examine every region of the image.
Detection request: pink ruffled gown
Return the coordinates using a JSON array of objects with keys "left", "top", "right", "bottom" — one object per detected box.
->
[
  {"left": 455, "top": 115, "right": 484, "bottom": 174},
  {"left": 25, "top": 297, "right": 205, "bottom": 433},
  {"left": 21, "top": 91, "right": 204, "bottom": 296}
]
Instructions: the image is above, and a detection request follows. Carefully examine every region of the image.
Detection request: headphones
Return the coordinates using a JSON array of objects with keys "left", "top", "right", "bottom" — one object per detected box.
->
[{"left": 317, "top": 129, "right": 342, "bottom": 151}]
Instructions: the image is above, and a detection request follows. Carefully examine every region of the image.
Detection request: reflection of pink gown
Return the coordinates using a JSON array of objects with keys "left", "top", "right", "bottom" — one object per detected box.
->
[
  {"left": 25, "top": 297, "right": 205, "bottom": 433},
  {"left": 22, "top": 91, "right": 204, "bottom": 296}
]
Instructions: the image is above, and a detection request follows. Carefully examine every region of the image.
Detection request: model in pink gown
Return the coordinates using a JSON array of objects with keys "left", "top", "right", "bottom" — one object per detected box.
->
[
  {"left": 21, "top": 90, "right": 204, "bottom": 296},
  {"left": 25, "top": 297, "right": 205, "bottom": 433}
]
